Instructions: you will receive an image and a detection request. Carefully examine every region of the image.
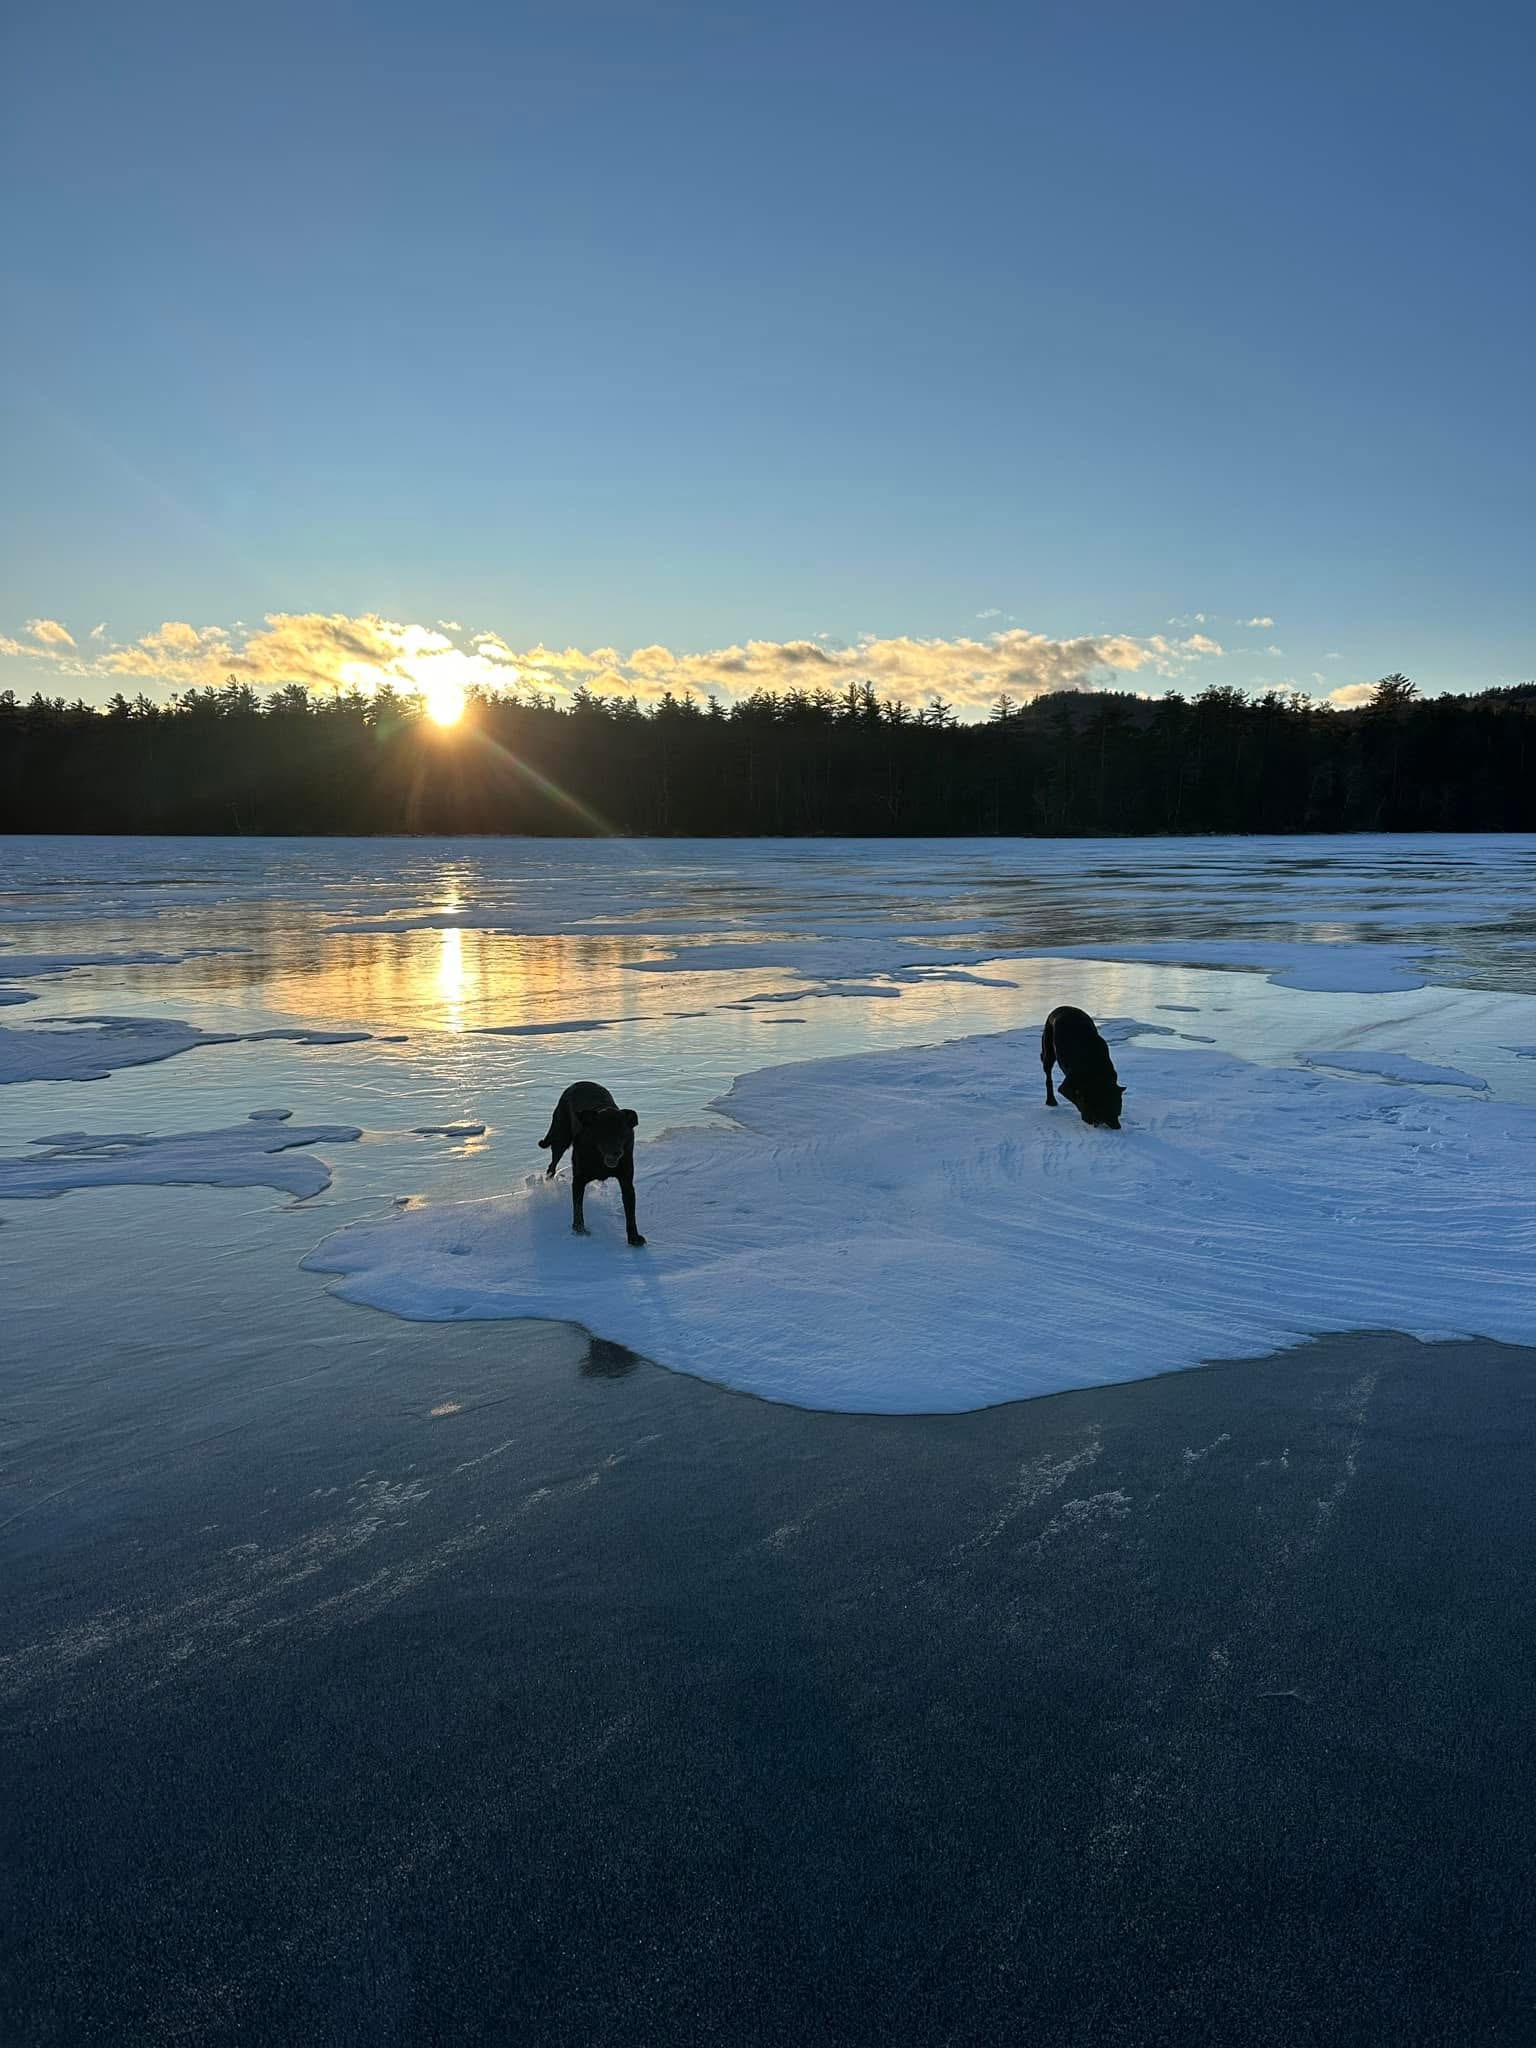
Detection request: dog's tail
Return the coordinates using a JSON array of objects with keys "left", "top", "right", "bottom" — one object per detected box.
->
[{"left": 537, "top": 1125, "right": 555, "bottom": 1150}]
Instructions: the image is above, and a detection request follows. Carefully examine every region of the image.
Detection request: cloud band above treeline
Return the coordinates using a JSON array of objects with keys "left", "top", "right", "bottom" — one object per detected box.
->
[{"left": 1, "top": 611, "right": 1229, "bottom": 713}]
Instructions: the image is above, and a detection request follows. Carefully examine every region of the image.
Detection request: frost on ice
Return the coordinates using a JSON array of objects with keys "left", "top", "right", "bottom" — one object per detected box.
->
[{"left": 304, "top": 1028, "right": 1536, "bottom": 1415}]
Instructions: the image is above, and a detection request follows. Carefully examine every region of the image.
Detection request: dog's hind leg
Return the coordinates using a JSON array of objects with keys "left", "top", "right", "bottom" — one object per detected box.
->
[
  {"left": 540, "top": 1107, "right": 570, "bottom": 1178},
  {"left": 1041, "top": 1018, "right": 1058, "bottom": 1106}
]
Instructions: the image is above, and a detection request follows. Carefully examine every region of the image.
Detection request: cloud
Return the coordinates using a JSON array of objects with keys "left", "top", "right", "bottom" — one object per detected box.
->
[
  {"left": 1, "top": 612, "right": 1227, "bottom": 715},
  {"left": 27, "top": 618, "right": 75, "bottom": 648},
  {"left": 975, "top": 608, "right": 1002, "bottom": 619},
  {"left": 1265, "top": 645, "right": 1283, "bottom": 655},
  {"left": 1240, "top": 615, "right": 1275, "bottom": 628},
  {"left": 89, "top": 622, "right": 107, "bottom": 640},
  {"left": 1328, "top": 683, "right": 1377, "bottom": 708},
  {"left": 437, "top": 619, "right": 462, "bottom": 632},
  {"left": 1323, "top": 651, "right": 1342, "bottom": 661},
  {"left": 1167, "top": 612, "right": 1209, "bottom": 627}
]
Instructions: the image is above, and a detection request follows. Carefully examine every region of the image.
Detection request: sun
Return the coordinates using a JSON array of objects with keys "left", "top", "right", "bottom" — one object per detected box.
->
[{"left": 424, "top": 681, "right": 466, "bottom": 727}]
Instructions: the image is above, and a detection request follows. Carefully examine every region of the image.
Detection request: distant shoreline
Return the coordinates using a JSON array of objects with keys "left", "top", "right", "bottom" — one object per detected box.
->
[{"left": 6, "top": 682, "right": 1534, "bottom": 835}]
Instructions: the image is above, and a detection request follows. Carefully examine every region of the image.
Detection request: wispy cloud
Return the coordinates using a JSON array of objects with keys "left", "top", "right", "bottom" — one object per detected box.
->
[
  {"left": 27, "top": 618, "right": 75, "bottom": 648},
  {"left": 1, "top": 612, "right": 1226, "bottom": 714},
  {"left": 975, "top": 607, "right": 1002, "bottom": 619},
  {"left": 1240, "top": 615, "right": 1275, "bottom": 628},
  {"left": 1264, "top": 644, "right": 1283, "bottom": 655},
  {"left": 89, "top": 622, "right": 107, "bottom": 641}
]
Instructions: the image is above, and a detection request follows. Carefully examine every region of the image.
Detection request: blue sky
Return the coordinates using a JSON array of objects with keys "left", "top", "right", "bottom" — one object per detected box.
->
[{"left": 2, "top": 0, "right": 1531, "bottom": 713}]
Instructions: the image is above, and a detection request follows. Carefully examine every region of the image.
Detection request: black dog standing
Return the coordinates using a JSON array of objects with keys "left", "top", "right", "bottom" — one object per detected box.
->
[
  {"left": 539, "top": 1082, "right": 646, "bottom": 1245},
  {"left": 1041, "top": 1006, "right": 1125, "bottom": 1130}
]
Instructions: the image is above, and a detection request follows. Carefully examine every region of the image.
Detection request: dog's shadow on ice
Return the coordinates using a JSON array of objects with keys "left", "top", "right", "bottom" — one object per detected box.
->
[{"left": 581, "top": 1335, "right": 641, "bottom": 1380}]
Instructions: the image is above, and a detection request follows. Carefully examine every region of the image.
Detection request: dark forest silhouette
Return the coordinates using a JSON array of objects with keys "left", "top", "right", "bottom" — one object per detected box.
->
[{"left": 3, "top": 673, "right": 1534, "bottom": 837}]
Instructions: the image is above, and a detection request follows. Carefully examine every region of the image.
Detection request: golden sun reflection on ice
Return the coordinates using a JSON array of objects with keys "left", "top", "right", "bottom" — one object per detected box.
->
[{"left": 436, "top": 925, "right": 473, "bottom": 1029}]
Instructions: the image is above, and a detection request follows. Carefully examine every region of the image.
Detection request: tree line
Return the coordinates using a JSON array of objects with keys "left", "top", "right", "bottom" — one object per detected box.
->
[{"left": 2, "top": 673, "right": 1533, "bottom": 836}]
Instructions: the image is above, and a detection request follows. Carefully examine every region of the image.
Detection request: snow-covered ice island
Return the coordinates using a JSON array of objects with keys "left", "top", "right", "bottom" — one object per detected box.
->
[{"left": 305, "top": 1023, "right": 1536, "bottom": 1413}]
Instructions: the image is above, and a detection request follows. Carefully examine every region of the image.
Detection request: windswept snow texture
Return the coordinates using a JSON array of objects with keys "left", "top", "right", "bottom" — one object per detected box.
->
[
  {"left": 305, "top": 1030, "right": 1536, "bottom": 1414},
  {"left": 0, "top": 1116, "right": 361, "bottom": 1202},
  {"left": 1300, "top": 1051, "right": 1489, "bottom": 1089}
]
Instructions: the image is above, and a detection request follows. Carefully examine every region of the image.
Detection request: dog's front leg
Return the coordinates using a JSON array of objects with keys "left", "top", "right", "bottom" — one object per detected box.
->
[
  {"left": 618, "top": 1163, "right": 646, "bottom": 1247},
  {"left": 1041, "top": 1022, "right": 1058, "bottom": 1106},
  {"left": 571, "top": 1175, "right": 591, "bottom": 1235}
]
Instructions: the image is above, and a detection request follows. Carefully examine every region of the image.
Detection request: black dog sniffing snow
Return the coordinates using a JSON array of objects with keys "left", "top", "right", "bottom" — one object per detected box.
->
[
  {"left": 539, "top": 1081, "right": 646, "bottom": 1245},
  {"left": 1041, "top": 1007, "right": 1125, "bottom": 1130}
]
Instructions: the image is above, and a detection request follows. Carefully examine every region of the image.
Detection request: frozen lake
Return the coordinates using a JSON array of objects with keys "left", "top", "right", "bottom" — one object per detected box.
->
[
  {"left": 5, "top": 832, "right": 1536, "bottom": 1418},
  {"left": 7, "top": 835, "right": 1536, "bottom": 2044}
]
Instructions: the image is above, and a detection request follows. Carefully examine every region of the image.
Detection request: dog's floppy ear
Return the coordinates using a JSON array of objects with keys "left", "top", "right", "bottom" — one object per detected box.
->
[{"left": 623, "top": 1108, "right": 639, "bottom": 1128}]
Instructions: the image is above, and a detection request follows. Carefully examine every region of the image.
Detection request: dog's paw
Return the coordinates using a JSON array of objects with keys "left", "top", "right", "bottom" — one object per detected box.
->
[
  {"left": 545, "top": 1163, "right": 557, "bottom": 1179},
  {"left": 571, "top": 1223, "right": 591, "bottom": 1236},
  {"left": 627, "top": 1233, "right": 647, "bottom": 1248}
]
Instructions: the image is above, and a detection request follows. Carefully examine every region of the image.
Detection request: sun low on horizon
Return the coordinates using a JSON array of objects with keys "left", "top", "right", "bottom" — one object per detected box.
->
[{"left": 423, "top": 680, "right": 467, "bottom": 726}]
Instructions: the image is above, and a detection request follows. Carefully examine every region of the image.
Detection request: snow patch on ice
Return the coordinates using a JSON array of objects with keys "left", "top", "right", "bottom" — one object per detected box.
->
[
  {"left": 304, "top": 1029, "right": 1536, "bottom": 1414},
  {"left": 1299, "top": 1050, "right": 1489, "bottom": 1090},
  {"left": 0, "top": 1115, "right": 362, "bottom": 1201},
  {"left": 413, "top": 1123, "right": 487, "bottom": 1138},
  {"left": 0, "top": 1015, "right": 390, "bottom": 1084},
  {"left": 1033, "top": 940, "right": 1435, "bottom": 994},
  {"left": 477, "top": 1018, "right": 636, "bottom": 1037},
  {"left": 240, "top": 1027, "right": 374, "bottom": 1046},
  {"left": 620, "top": 933, "right": 1435, "bottom": 998},
  {"left": 0, "top": 946, "right": 243, "bottom": 979},
  {"left": 0, "top": 1015, "right": 239, "bottom": 1084}
]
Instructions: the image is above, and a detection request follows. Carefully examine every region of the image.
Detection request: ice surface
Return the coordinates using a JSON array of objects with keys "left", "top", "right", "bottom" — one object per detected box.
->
[
  {"left": 1299, "top": 1051, "right": 1489, "bottom": 1089},
  {"left": 0, "top": 1115, "right": 362, "bottom": 1201},
  {"left": 303, "top": 1028, "right": 1536, "bottom": 1413}
]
